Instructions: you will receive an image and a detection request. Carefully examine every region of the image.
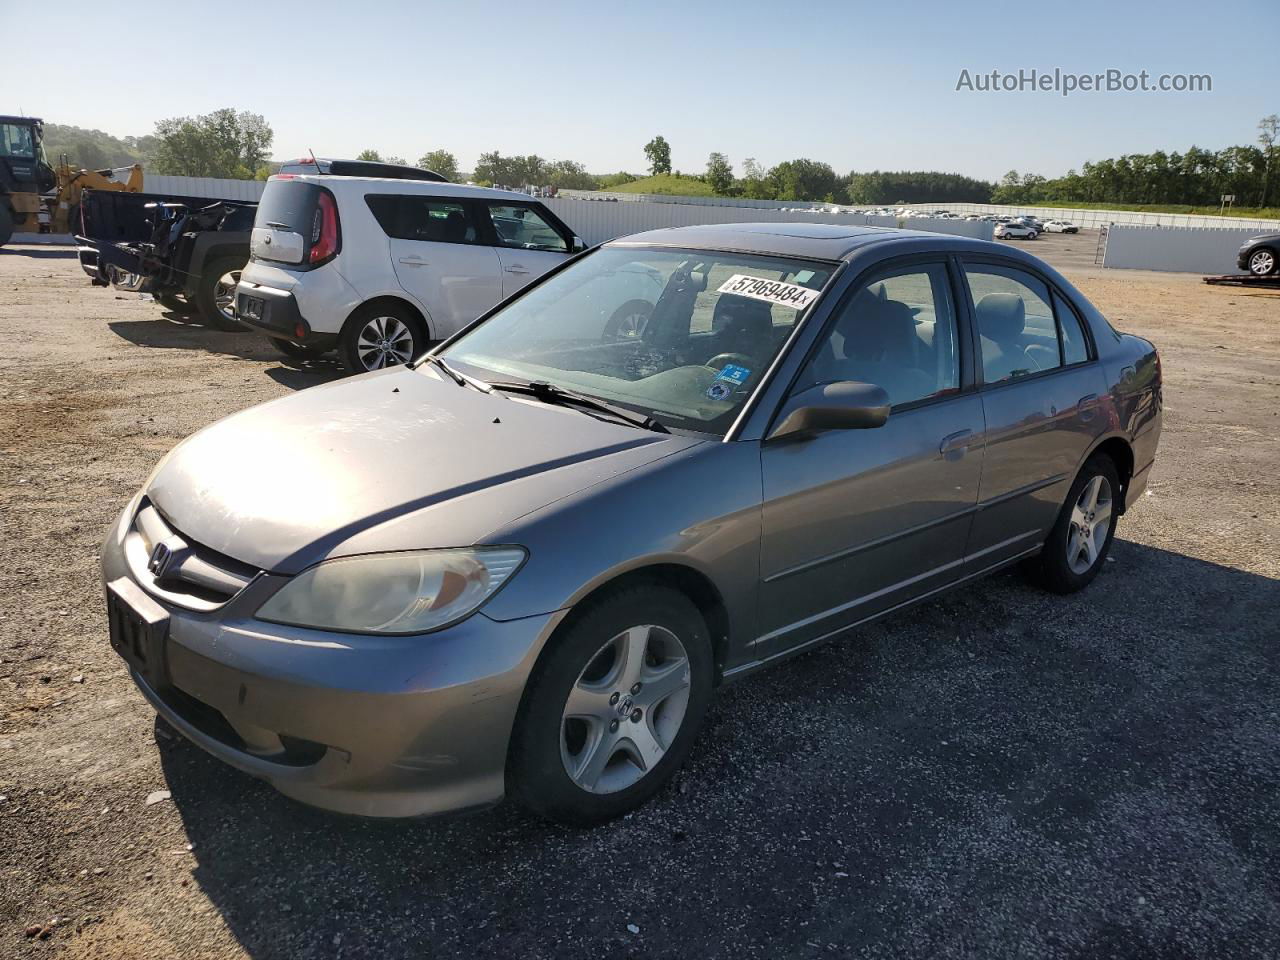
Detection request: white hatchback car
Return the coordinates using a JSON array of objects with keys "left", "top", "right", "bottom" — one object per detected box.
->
[{"left": 236, "top": 175, "right": 585, "bottom": 372}]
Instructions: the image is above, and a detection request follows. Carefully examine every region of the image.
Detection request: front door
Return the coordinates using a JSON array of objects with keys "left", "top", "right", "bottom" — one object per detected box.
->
[
  {"left": 758, "top": 260, "right": 984, "bottom": 661},
  {"left": 480, "top": 202, "right": 571, "bottom": 297},
  {"left": 959, "top": 259, "right": 1109, "bottom": 569},
  {"left": 366, "top": 194, "right": 503, "bottom": 338}
]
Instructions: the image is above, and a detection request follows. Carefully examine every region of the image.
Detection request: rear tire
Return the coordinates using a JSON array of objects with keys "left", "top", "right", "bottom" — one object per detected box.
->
[
  {"left": 1028, "top": 453, "right": 1120, "bottom": 594},
  {"left": 195, "top": 255, "right": 247, "bottom": 331},
  {"left": 338, "top": 302, "right": 428, "bottom": 374},
  {"left": 0, "top": 204, "right": 13, "bottom": 247},
  {"left": 508, "top": 583, "right": 714, "bottom": 826},
  {"left": 271, "top": 337, "right": 331, "bottom": 360}
]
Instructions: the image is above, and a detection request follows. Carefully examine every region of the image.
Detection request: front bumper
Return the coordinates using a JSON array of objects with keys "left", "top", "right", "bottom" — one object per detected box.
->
[{"left": 101, "top": 500, "right": 565, "bottom": 817}]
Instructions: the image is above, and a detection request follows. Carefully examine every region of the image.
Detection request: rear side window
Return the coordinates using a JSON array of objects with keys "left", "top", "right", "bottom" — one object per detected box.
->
[
  {"left": 483, "top": 204, "right": 568, "bottom": 252},
  {"left": 365, "top": 195, "right": 480, "bottom": 244},
  {"left": 1054, "top": 293, "right": 1091, "bottom": 365},
  {"left": 964, "top": 264, "right": 1060, "bottom": 383}
]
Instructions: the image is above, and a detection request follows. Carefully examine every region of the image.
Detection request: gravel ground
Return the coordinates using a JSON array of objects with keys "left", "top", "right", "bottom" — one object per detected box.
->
[{"left": 1, "top": 241, "right": 1278, "bottom": 959}]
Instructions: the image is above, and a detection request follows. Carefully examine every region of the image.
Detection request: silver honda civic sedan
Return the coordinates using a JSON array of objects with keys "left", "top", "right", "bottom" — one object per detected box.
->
[{"left": 102, "top": 222, "right": 1162, "bottom": 825}]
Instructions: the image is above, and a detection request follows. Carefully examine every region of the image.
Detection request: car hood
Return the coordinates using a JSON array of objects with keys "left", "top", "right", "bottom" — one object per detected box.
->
[{"left": 147, "top": 367, "right": 700, "bottom": 573}]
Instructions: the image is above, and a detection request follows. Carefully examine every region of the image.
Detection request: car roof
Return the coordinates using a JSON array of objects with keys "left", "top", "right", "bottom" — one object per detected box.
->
[
  {"left": 606, "top": 221, "right": 998, "bottom": 263},
  {"left": 269, "top": 174, "right": 536, "bottom": 203}
]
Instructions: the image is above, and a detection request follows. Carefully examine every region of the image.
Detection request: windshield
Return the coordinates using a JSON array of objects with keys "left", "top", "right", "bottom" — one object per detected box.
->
[
  {"left": 0, "top": 123, "right": 36, "bottom": 160},
  {"left": 440, "top": 246, "right": 835, "bottom": 435}
]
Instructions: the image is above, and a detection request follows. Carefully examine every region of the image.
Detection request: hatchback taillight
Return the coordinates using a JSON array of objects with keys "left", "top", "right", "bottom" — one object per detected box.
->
[{"left": 309, "top": 190, "right": 340, "bottom": 265}]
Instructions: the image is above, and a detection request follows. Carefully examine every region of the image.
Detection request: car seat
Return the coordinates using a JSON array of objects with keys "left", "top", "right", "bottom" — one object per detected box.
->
[{"left": 975, "top": 293, "right": 1054, "bottom": 381}]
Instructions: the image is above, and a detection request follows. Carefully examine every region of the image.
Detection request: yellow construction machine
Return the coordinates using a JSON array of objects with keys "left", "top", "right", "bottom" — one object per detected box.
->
[{"left": 1, "top": 115, "right": 143, "bottom": 246}]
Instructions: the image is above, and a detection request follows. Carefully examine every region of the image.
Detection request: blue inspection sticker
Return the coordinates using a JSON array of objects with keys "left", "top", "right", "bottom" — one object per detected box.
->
[{"left": 715, "top": 363, "right": 752, "bottom": 386}]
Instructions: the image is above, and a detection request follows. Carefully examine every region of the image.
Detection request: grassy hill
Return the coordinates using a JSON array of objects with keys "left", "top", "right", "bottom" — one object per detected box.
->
[{"left": 610, "top": 174, "right": 717, "bottom": 197}]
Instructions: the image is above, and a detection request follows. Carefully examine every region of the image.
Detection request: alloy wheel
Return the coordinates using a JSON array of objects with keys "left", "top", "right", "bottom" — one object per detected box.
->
[
  {"left": 356, "top": 316, "right": 415, "bottom": 370},
  {"left": 613, "top": 311, "right": 649, "bottom": 340},
  {"left": 1066, "top": 474, "right": 1113, "bottom": 575},
  {"left": 560, "top": 624, "right": 691, "bottom": 794},
  {"left": 213, "top": 270, "right": 241, "bottom": 323},
  {"left": 1250, "top": 250, "right": 1275, "bottom": 276}
]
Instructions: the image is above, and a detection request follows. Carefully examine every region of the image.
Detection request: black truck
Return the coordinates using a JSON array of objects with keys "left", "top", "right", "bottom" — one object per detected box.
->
[{"left": 79, "top": 190, "right": 256, "bottom": 329}]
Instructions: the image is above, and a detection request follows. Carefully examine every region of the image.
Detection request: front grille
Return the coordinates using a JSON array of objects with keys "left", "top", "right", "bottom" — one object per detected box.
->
[{"left": 126, "top": 499, "right": 260, "bottom": 610}]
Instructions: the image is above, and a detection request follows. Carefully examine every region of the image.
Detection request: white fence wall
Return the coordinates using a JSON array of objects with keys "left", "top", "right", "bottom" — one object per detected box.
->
[
  {"left": 903, "top": 201, "right": 1280, "bottom": 233},
  {"left": 543, "top": 197, "right": 993, "bottom": 245},
  {"left": 1101, "top": 225, "right": 1257, "bottom": 274},
  {"left": 143, "top": 175, "right": 266, "bottom": 201}
]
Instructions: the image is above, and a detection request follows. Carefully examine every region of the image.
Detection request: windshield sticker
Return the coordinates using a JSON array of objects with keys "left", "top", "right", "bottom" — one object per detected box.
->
[
  {"left": 715, "top": 363, "right": 752, "bottom": 385},
  {"left": 717, "top": 274, "right": 821, "bottom": 310},
  {"left": 706, "top": 381, "right": 734, "bottom": 402}
]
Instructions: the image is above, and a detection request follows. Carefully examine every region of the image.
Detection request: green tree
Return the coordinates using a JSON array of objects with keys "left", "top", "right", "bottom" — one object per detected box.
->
[
  {"left": 544, "top": 159, "right": 599, "bottom": 191},
  {"left": 1259, "top": 114, "right": 1279, "bottom": 208},
  {"left": 355, "top": 148, "right": 383, "bottom": 162},
  {"left": 417, "top": 149, "right": 460, "bottom": 181},
  {"left": 598, "top": 171, "right": 639, "bottom": 189},
  {"left": 705, "top": 152, "right": 733, "bottom": 194},
  {"left": 767, "top": 159, "right": 839, "bottom": 202},
  {"left": 643, "top": 135, "right": 672, "bottom": 176},
  {"left": 151, "top": 108, "right": 274, "bottom": 179}
]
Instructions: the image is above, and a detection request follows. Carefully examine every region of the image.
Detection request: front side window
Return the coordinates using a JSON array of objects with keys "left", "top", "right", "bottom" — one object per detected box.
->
[
  {"left": 964, "top": 264, "right": 1061, "bottom": 383},
  {"left": 796, "top": 263, "right": 960, "bottom": 408},
  {"left": 441, "top": 246, "right": 833, "bottom": 434},
  {"left": 0, "top": 123, "right": 35, "bottom": 159},
  {"left": 365, "top": 195, "right": 479, "bottom": 244},
  {"left": 485, "top": 204, "right": 567, "bottom": 252}
]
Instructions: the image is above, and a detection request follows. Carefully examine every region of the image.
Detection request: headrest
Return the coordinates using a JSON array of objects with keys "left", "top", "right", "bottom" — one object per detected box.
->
[
  {"left": 976, "top": 293, "right": 1026, "bottom": 342},
  {"left": 714, "top": 294, "right": 772, "bottom": 334}
]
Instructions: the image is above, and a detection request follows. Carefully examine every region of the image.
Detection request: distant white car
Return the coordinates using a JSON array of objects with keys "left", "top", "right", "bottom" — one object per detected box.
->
[
  {"left": 995, "top": 222, "right": 1038, "bottom": 240},
  {"left": 1043, "top": 219, "right": 1080, "bottom": 234}
]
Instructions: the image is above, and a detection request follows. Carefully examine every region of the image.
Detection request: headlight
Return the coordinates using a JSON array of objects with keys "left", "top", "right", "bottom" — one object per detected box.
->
[{"left": 256, "top": 548, "right": 526, "bottom": 634}]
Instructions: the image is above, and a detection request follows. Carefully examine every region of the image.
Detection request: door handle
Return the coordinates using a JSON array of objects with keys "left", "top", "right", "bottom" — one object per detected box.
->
[
  {"left": 939, "top": 429, "right": 973, "bottom": 459},
  {"left": 398, "top": 256, "right": 429, "bottom": 266},
  {"left": 1077, "top": 394, "right": 1098, "bottom": 422},
  {"left": 504, "top": 266, "right": 530, "bottom": 275}
]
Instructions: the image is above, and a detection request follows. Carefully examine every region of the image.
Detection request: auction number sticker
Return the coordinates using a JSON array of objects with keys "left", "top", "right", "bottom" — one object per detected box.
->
[{"left": 717, "top": 275, "right": 820, "bottom": 310}]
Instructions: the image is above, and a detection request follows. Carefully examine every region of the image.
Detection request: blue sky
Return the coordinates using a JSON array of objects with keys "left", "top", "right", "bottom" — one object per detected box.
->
[{"left": 8, "top": 0, "right": 1273, "bottom": 180}]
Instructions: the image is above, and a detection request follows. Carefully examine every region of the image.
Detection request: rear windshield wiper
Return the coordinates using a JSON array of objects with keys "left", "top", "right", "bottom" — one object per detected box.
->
[
  {"left": 488, "top": 380, "right": 670, "bottom": 434},
  {"left": 422, "top": 354, "right": 492, "bottom": 392}
]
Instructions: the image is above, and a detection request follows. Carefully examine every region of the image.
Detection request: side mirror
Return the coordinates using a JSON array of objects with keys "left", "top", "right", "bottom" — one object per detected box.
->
[
  {"left": 571, "top": 236, "right": 587, "bottom": 253},
  {"left": 767, "top": 381, "right": 890, "bottom": 441}
]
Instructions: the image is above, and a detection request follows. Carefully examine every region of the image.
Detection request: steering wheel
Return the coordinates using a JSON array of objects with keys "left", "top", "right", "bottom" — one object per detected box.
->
[{"left": 704, "top": 353, "right": 754, "bottom": 373}]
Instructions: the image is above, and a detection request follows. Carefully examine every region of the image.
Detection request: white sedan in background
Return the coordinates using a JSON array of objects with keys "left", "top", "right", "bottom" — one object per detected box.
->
[{"left": 1044, "top": 220, "right": 1080, "bottom": 234}]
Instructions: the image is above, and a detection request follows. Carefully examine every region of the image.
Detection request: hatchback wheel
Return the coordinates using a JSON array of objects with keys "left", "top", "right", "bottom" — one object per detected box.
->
[
  {"left": 509, "top": 584, "right": 713, "bottom": 826},
  {"left": 339, "top": 304, "right": 427, "bottom": 374},
  {"left": 1029, "top": 453, "right": 1120, "bottom": 593},
  {"left": 1249, "top": 248, "right": 1277, "bottom": 277}
]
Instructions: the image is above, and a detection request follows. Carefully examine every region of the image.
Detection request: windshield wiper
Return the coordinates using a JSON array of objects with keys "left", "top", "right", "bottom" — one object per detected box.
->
[
  {"left": 422, "top": 354, "right": 492, "bottom": 392},
  {"left": 488, "top": 380, "right": 670, "bottom": 434}
]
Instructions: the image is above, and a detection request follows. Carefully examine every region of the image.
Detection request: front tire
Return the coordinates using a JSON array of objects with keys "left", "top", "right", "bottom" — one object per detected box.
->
[
  {"left": 195, "top": 255, "right": 247, "bottom": 331},
  {"left": 508, "top": 583, "right": 714, "bottom": 826},
  {"left": 1028, "top": 453, "right": 1120, "bottom": 594},
  {"left": 1248, "top": 248, "right": 1277, "bottom": 277},
  {"left": 338, "top": 302, "right": 428, "bottom": 374}
]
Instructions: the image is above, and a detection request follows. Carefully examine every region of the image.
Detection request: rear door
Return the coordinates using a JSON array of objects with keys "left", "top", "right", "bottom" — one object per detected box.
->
[
  {"left": 959, "top": 258, "right": 1108, "bottom": 569},
  {"left": 479, "top": 201, "right": 572, "bottom": 297},
  {"left": 365, "top": 194, "right": 502, "bottom": 337}
]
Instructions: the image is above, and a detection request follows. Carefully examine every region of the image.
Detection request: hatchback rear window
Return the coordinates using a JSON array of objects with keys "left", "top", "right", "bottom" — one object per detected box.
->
[{"left": 255, "top": 178, "right": 320, "bottom": 234}]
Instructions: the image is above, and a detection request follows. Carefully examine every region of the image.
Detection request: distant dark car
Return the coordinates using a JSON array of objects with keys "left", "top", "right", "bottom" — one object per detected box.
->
[{"left": 1237, "top": 234, "right": 1279, "bottom": 276}]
